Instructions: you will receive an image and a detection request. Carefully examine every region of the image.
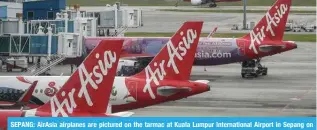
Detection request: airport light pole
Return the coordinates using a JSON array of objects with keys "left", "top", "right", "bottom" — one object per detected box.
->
[{"left": 242, "top": 0, "right": 247, "bottom": 30}]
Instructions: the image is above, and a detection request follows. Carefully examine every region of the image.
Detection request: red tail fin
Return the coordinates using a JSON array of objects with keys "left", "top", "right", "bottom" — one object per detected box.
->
[
  {"left": 35, "top": 40, "right": 123, "bottom": 117},
  {"left": 242, "top": 0, "right": 291, "bottom": 54},
  {"left": 133, "top": 21, "right": 203, "bottom": 80}
]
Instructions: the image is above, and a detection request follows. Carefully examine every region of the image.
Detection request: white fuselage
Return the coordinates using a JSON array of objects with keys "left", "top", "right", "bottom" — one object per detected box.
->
[{"left": 0, "top": 76, "right": 135, "bottom": 106}]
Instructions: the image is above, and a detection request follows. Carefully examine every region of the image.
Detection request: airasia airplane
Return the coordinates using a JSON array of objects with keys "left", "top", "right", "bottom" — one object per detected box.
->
[
  {"left": 0, "top": 81, "right": 37, "bottom": 109},
  {"left": 82, "top": 0, "right": 296, "bottom": 75},
  {"left": 0, "top": 22, "right": 210, "bottom": 114},
  {"left": 183, "top": 0, "right": 242, "bottom": 7},
  {"left": 0, "top": 39, "right": 129, "bottom": 130}
]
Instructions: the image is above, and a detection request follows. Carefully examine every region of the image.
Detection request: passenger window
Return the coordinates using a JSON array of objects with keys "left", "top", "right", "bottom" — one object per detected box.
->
[
  {"left": 35, "top": 89, "right": 38, "bottom": 93},
  {"left": 40, "top": 89, "right": 43, "bottom": 93}
]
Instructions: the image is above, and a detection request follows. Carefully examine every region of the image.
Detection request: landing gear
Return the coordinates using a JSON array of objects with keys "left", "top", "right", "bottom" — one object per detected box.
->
[
  {"left": 174, "top": 0, "right": 180, "bottom": 7},
  {"left": 241, "top": 59, "right": 268, "bottom": 78},
  {"left": 209, "top": 2, "right": 217, "bottom": 7},
  {"left": 255, "top": 58, "right": 268, "bottom": 76},
  {"left": 208, "top": 0, "right": 217, "bottom": 7}
]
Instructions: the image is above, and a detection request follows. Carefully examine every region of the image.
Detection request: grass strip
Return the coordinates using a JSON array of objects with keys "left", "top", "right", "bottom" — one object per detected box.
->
[
  {"left": 159, "top": 9, "right": 316, "bottom": 14},
  {"left": 67, "top": 0, "right": 316, "bottom": 6},
  {"left": 125, "top": 32, "right": 316, "bottom": 42}
]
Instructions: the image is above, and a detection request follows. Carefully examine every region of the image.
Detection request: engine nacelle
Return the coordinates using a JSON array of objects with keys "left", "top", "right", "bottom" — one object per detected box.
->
[{"left": 191, "top": 0, "right": 203, "bottom": 5}]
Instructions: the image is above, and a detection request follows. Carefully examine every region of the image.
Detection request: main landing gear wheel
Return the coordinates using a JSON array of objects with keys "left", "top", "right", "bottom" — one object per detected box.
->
[
  {"left": 241, "top": 59, "right": 268, "bottom": 78},
  {"left": 209, "top": 3, "right": 217, "bottom": 7},
  {"left": 256, "top": 58, "right": 268, "bottom": 76},
  {"left": 262, "top": 68, "right": 268, "bottom": 76}
]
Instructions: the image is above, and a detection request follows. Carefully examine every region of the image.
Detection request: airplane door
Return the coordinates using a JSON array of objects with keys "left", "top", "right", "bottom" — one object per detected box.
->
[{"left": 125, "top": 80, "right": 138, "bottom": 102}]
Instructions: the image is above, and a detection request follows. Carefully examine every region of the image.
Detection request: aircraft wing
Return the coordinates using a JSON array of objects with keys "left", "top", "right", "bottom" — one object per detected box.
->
[{"left": 0, "top": 81, "right": 38, "bottom": 109}]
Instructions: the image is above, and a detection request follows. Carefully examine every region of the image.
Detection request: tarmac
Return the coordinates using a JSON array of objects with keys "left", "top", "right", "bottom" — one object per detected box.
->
[
  {"left": 0, "top": 42, "right": 315, "bottom": 117},
  {"left": 81, "top": 5, "right": 316, "bottom": 33},
  {"left": 126, "top": 10, "right": 316, "bottom": 33},
  {"left": 81, "top": 6, "right": 317, "bottom": 12},
  {"left": 130, "top": 42, "right": 316, "bottom": 117},
  {"left": 0, "top": 5, "right": 315, "bottom": 117}
]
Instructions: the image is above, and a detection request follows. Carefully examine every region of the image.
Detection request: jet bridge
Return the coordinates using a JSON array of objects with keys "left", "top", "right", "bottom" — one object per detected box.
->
[
  {"left": 83, "top": 3, "right": 143, "bottom": 37},
  {"left": 0, "top": 12, "right": 96, "bottom": 57},
  {"left": 0, "top": 11, "right": 96, "bottom": 75}
]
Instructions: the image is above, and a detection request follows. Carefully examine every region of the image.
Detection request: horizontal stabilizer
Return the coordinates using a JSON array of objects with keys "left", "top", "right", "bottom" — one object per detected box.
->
[
  {"left": 157, "top": 86, "right": 192, "bottom": 97},
  {"left": 111, "top": 112, "right": 135, "bottom": 117},
  {"left": 194, "top": 80, "right": 210, "bottom": 84},
  {"left": 259, "top": 45, "right": 285, "bottom": 52}
]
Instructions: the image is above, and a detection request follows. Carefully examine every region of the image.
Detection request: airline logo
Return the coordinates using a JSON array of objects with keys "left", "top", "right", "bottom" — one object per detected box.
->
[
  {"left": 50, "top": 50, "right": 117, "bottom": 117},
  {"left": 249, "top": 4, "right": 289, "bottom": 54},
  {"left": 44, "top": 82, "right": 58, "bottom": 97},
  {"left": 143, "top": 29, "right": 198, "bottom": 99}
]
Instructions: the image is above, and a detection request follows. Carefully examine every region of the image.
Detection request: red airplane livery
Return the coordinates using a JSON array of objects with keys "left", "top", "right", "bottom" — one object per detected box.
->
[
  {"left": 83, "top": 0, "right": 296, "bottom": 77},
  {"left": 112, "top": 21, "right": 210, "bottom": 113},
  {"left": 0, "top": 21, "right": 210, "bottom": 116},
  {"left": 0, "top": 39, "right": 125, "bottom": 130}
]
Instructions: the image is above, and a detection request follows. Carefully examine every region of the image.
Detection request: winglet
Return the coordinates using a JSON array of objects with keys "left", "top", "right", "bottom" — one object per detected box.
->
[
  {"left": 207, "top": 27, "right": 218, "bottom": 38},
  {"left": 17, "top": 80, "right": 38, "bottom": 104}
]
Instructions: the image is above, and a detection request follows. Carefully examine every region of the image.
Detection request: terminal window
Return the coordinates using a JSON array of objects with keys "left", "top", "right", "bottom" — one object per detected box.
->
[
  {"left": 27, "top": 12, "right": 34, "bottom": 20},
  {"left": 47, "top": 11, "right": 54, "bottom": 20}
]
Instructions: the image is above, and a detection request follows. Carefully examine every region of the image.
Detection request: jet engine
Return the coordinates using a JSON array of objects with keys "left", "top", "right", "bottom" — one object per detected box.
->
[
  {"left": 191, "top": 0, "right": 213, "bottom": 6},
  {"left": 191, "top": 0, "right": 203, "bottom": 5}
]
